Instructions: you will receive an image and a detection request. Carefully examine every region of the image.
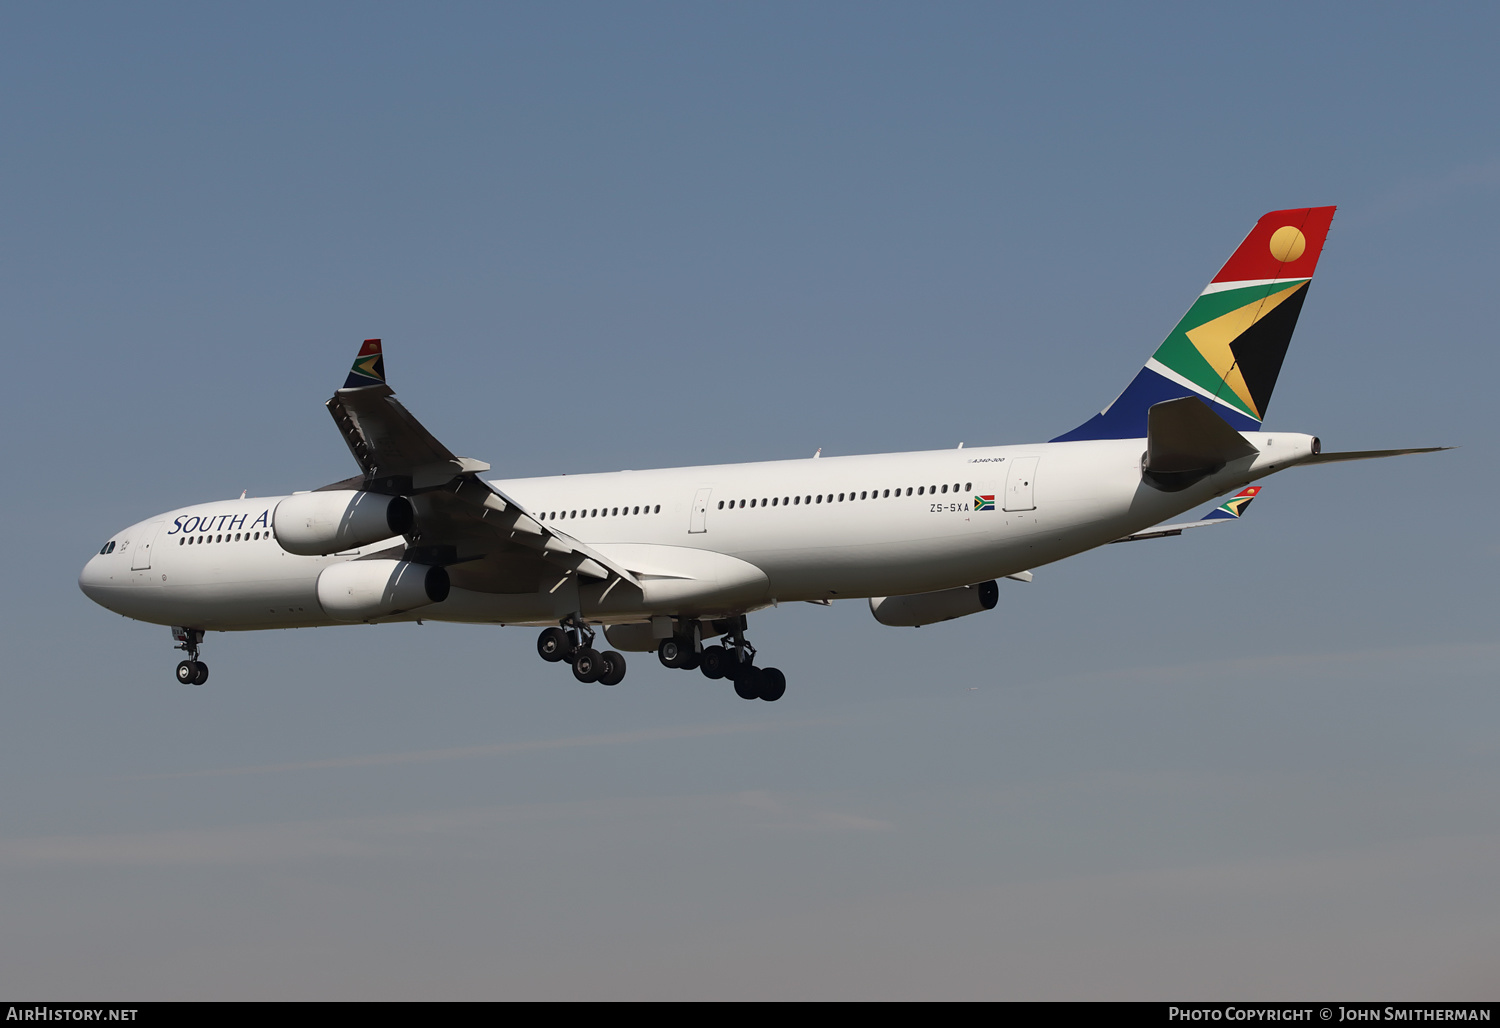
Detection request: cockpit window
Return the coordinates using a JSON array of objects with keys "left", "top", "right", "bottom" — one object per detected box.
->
[{"left": 99, "top": 541, "right": 116, "bottom": 555}]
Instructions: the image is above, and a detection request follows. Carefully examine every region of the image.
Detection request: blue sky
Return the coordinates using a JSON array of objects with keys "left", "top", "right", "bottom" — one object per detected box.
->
[{"left": 2, "top": 3, "right": 1496, "bottom": 998}]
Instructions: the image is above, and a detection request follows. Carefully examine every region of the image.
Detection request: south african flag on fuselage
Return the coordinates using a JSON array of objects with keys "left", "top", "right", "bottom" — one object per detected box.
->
[{"left": 974, "top": 495, "right": 995, "bottom": 511}]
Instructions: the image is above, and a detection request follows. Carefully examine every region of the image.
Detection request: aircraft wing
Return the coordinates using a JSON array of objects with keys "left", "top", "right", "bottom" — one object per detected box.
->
[
  {"left": 320, "top": 340, "right": 639, "bottom": 591},
  {"left": 1109, "top": 486, "right": 1262, "bottom": 543}
]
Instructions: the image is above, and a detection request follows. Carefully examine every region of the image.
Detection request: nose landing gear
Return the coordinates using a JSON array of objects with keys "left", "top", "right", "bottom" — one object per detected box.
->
[{"left": 172, "top": 627, "right": 209, "bottom": 685}]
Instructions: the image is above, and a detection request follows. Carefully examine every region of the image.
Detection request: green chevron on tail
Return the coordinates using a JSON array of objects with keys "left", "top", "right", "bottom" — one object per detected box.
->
[{"left": 1054, "top": 207, "right": 1337, "bottom": 441}]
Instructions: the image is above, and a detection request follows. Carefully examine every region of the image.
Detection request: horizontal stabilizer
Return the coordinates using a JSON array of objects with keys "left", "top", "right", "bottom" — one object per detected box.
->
[
  {"left": 1297, "top": 447, "right": 1452, "bottom": 465},
  {"left": 1145, "top": 397, "right": 1259, "bottom": 475}
]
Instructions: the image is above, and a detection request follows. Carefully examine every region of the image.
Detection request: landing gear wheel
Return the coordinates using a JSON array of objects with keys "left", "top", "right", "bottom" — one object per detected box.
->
[
  {"left": 699, "top": 645, "right": 727, "bottom": 680},
  {"left": 176, "top": 660, "right": 197, "bottom": 685},
  {"left": 572, "top": 648, "right": 604, "bottom": 683},
  {"left": 537, "top": 627, "right": 570, "bottom": 663},
  {"left": 658, "top": 638, "right": 690, "bottom": 669},
  {"left": 733, "top": 666, "right": 763, "bottom": 700},
  {"left": 192, "top": 661, "right": 209, "bottom": 685},
  {"left": 722, "top": 650, "right": 748, "bottom": 682},
  {"left": 597, "top": 650, "right": 627, "bottom": 686},
  {"left": 757, "top": 667, "right": 785, "bottom": 702},
  {"left": 679, "top": 650, "right": 701, "bottom": 671}
]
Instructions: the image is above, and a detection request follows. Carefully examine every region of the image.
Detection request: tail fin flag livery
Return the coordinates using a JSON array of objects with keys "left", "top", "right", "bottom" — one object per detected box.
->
[
  {"left": 1054, "top": 206, "right": 1337, "bottom": 442},
  {"left": 342, "top": 338, "right": 386, "bottom": 389}
]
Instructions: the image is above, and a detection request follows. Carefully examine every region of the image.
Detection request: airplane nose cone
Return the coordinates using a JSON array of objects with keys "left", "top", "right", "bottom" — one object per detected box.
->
[{"left": 79, "top": 555, "right": 108, "bottom": 604}]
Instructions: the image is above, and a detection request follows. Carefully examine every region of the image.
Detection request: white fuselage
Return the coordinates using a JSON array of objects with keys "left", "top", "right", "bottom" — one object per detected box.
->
[{"left": 78, "top": 432, "right": 1317, "bottom": 632}]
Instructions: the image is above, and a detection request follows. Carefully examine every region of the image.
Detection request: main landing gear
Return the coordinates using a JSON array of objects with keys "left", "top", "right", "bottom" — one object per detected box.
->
[
  {"left": 172, "top": 627, "right": 209, "bottom": 686},
  {"left": 536, "top": 618, "right": 627, "bottom": 687},
  {"left": 659, "top": 618, "right": 786, "bottom": 702}
]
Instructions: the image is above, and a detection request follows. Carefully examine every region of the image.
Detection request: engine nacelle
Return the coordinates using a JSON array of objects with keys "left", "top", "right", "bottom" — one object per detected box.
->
[
  {"left": 274, "top": 490, "right": 414, "bottom": 556},
  {"left": 869, "top": 580, "right": 999, "bottom": 628},
  {"left": 316, "top": 559, "right": 450, "bottom": 622}
]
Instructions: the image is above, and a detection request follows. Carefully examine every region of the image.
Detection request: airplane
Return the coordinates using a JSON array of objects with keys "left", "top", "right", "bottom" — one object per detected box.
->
[{"left": 78, "top": 206, "right": 1447, "bottom": 701}]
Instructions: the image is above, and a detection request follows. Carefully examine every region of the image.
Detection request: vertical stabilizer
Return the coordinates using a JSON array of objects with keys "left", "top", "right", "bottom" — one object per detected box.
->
[
  {"left": 343, "top": 339, "right": 386, "bottom": 389},
  {"left": 1052, "top": 207, "right": 1336, "bottom": 442}
]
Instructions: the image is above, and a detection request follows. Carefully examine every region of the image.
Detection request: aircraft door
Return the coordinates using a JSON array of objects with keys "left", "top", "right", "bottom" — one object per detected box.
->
[
  {"left": 131, "top": 521, "right": 163, "bottom": 570},
  {"left": 1003, "top": 457, "right": 1039, "bottom": 511},
  {"left": 689, "top": 488, "right": 712, "bottom": 534}
]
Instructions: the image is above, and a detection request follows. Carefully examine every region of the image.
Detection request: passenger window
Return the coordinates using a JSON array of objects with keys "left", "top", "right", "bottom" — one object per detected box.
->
[
  {"left": 815, "top": 495, "right": 822, "bottom": 504},
  {"left": 718, "top": 501, "right": 724, "bottom": 509},
  {"left": 653, "top": 505, "right": 660, "bottom": 513},
  {"left": 941, "top": 484, "right": 948, "bottom": 493},
  {"left": 965, "top": 482, "right": 971, "bottom": 492},
  {"left": 917, "top": 487, "right": 924, "bottom": 496}
]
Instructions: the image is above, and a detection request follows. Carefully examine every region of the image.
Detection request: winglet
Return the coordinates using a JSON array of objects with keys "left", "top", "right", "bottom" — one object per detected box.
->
[
  {"left": 342, "top": 339, "right": 386, "bottom": 389},
  {"left": 1201, "top": 486, "right": 1261, "bottom": 521},
  {"left": 1109, "top": 486, "right": 1264, "bottom": 543}
]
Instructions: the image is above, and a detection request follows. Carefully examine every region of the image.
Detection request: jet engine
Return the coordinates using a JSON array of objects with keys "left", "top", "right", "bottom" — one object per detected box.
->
[
  {"left": 274, "top": 490, "right": 414, "bottom": 556},
  {"left": 869, "top": 580, "right": 999, "bottom": 628},
  {"left": 316, "top": 559, "right": 450, "bottom": 622}
]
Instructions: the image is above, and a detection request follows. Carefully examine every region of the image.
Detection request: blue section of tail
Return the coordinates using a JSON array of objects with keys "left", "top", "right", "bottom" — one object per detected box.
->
[{"left": 1050, "top": 367, "right": 1260, "bottom": 442}]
